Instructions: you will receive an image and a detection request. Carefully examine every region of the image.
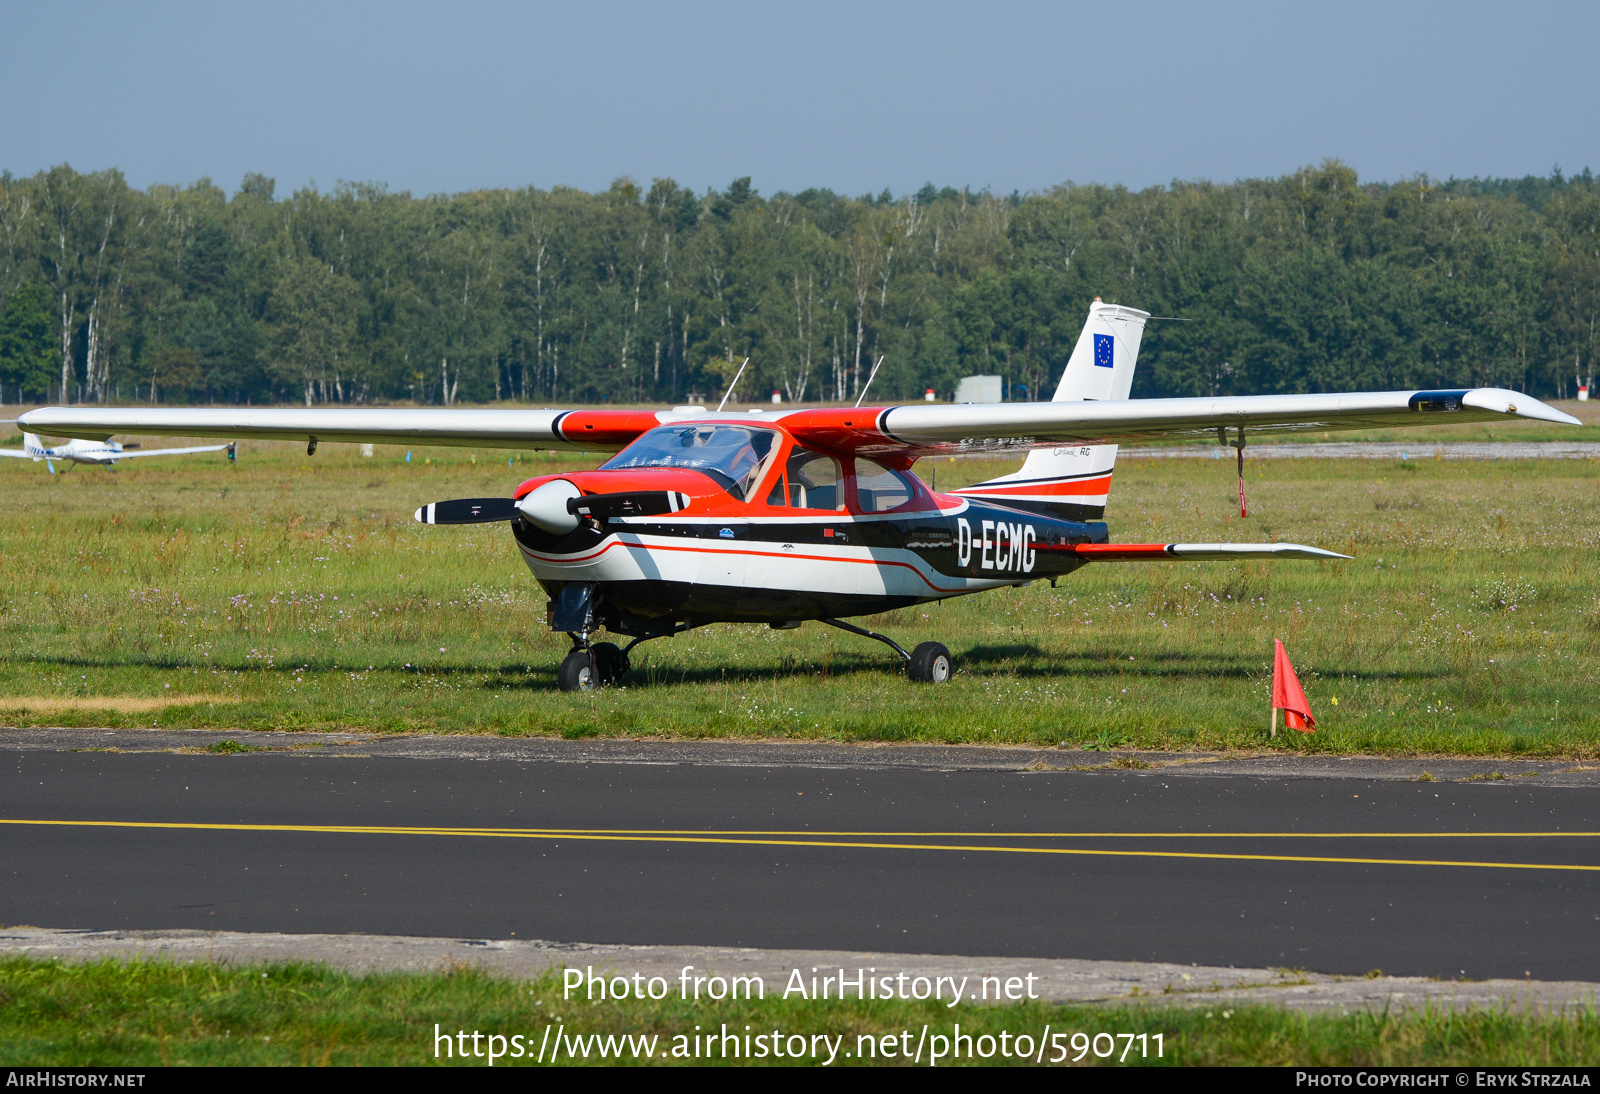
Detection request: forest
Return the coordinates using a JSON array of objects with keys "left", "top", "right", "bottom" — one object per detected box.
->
[{"left": 0, "top": 161, "right": 1596, "bottom": 408}]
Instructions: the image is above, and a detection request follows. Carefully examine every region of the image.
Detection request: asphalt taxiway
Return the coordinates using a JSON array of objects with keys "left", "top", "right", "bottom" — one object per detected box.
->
[{"left": 3, "top": 731, "right": 1598, "bottom": 985}]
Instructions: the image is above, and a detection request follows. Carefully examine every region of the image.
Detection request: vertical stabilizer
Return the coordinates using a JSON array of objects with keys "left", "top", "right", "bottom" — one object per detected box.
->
[
  {"left": 951, "top": 298, "right": 1149, "bottom": 520},
  {"left": 22, "top": 433, "right": 44, "bottom": 460}
]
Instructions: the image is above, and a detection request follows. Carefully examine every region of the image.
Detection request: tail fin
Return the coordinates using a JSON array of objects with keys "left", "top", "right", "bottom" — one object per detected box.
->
[
  {"left": 951, "top": 298, "right": 1149, "bottom": 520},
  {"left": 22, "top": 433, "right": 43, "bottom": 459}
]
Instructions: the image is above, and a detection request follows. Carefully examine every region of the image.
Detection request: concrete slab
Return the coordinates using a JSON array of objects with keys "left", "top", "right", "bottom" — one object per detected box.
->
[{"left": 2, "top": 727, "right": 1596, "bottom": 787}]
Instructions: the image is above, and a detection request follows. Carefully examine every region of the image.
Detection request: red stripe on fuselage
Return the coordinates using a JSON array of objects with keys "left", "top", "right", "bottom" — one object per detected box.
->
[{"left": 517, "top": 536, "right": 975, "bottom": 593}]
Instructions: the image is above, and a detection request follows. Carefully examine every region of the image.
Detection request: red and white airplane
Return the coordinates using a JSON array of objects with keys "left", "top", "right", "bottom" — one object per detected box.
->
[{"left": 19, "top": 300, "right": 1579, "bottom": 691}]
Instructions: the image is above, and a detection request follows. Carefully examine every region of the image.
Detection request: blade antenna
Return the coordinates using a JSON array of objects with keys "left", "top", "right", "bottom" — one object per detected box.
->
[
  {"left": 854, "top": 356, "right": 886, "bottom": 408},
  {"left": 716, "top": 358, "right": 751, "bottom": 413}
]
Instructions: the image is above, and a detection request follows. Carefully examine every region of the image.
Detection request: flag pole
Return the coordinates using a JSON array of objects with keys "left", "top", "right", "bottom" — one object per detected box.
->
[{"left": 1271, "top": 705, "right": 1277, "bottom": 739}]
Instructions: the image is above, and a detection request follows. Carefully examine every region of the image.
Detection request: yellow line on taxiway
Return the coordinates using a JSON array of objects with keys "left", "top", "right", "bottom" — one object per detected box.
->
[{"left": 3, "top": 818, "right": 1600, "bottom": 873}]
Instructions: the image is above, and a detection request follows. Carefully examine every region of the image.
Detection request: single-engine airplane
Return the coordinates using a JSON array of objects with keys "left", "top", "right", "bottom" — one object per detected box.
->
[
  {"left": 0, "top": 432, "right": 235, "bottom": 471},
  {"left": 18, "top": 300, "right": 1580, "bottom": 691}
]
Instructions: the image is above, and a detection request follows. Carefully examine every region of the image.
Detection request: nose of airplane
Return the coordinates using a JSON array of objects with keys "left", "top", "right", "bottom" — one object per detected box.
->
[{"left": 516, "top": 478, "right": 582, "bottom": 534}]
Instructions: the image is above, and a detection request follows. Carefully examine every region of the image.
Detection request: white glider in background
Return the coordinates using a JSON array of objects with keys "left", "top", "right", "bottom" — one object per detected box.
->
[{"left": 0, "top": 432, "right": 235, "bottom": 472}]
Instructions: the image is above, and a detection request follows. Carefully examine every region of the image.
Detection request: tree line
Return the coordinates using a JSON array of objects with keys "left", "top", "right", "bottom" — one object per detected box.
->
[{"left": 0, "top": 160, "right": 1596, "bottom": 409}]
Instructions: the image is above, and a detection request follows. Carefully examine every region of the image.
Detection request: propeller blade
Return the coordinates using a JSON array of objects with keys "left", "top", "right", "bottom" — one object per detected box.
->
[
  {"left": 566, "top": 491, "right": 691, "bottom": 520},
  {"left": 413, "top": 497, "right": 518, "bottom": 525}
]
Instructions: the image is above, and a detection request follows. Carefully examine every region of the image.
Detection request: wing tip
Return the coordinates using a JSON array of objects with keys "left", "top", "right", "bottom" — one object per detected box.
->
[{"left": 1464, "top": 388, "right": 1585, "bottom": 426}]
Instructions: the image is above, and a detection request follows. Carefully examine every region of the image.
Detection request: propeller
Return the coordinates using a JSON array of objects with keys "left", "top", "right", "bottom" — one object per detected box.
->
[
  {"left": 414, "top": 484, "right": 691, "bottom": 530},
  {"left": 568, "top": 491, "right": 690, "bottom": 520},
  {"left": 413, "top": 498, "right": 519, "bottom": 525}
]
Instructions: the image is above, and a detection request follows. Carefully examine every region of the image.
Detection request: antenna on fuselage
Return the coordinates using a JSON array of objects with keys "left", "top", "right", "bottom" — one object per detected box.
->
[
  {"left": 716, "top": 358, "right": 751, "bottom": 413},
  {"left": 854, "top": 356, "right": 886, "bottom": 408}
]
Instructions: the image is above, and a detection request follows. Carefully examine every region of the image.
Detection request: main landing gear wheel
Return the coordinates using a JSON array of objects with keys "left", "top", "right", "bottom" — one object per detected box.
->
[
  {"left": 590, "top": 642, "right": 629, "bottom": 685},
  {"left": 557, "top": 649, "right": 598, "bottom": 692},
  {"left": 908, "top": 642, "right": 953, "bottom": 684}
]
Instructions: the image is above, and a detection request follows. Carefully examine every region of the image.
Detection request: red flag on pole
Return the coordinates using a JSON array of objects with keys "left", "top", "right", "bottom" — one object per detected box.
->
[{"left": 1272, "top": 639, "right": 1316, "bottom": 733}]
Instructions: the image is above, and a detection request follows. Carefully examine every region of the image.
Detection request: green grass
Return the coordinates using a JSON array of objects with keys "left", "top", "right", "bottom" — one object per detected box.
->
[
  {"left": 0, "top": 437, "right": 1595, "bottom": 755},
  {"left": 3, "top": 957, "right": 1597, "bottom": 1067}
]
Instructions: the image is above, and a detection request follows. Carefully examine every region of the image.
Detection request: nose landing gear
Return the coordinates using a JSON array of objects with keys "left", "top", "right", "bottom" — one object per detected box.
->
[{"left": 557, "top": 641, "right": 629, "bottom": 693}]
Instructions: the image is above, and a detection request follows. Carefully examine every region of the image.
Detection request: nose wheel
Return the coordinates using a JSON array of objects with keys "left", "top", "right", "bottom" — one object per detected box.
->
[{"left": 556, "top": 642, "right": 629, "bottom": 692}]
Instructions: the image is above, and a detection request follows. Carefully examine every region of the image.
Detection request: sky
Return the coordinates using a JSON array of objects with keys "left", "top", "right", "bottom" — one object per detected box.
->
[{"left": 3, "top": 0, "right": 1596, "bottom": 199}]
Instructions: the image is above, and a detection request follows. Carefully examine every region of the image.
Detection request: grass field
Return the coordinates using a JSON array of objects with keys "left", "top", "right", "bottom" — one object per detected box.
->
[
  {"left": 0, "top": 423, "right": 1595, "bottom": 755},
  {"left": 3, "top": 957, "right": 1597, "bottom": 1067}
]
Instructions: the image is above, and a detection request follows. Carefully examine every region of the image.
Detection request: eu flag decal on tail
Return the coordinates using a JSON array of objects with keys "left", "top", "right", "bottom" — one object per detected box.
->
[{"left": 1094, "top": 333, "right": 1114, "bottom": 368}]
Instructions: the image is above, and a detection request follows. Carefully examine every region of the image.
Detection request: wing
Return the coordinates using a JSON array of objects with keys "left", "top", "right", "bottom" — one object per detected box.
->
[
  {"left": 16, "top": 386, "right": 1579, "bottom": 457},
  {"left": 781, "top": 387, "right": 1579, "bottom": 455},
  {"left": 107, "top": 443, "right": 233, "bottom": 459},
  {"left": 0, "top": 449, "right": 40, "bottom": 459},
  {"left": 13, "top": 407, "right": 668, "bottom": 451}
]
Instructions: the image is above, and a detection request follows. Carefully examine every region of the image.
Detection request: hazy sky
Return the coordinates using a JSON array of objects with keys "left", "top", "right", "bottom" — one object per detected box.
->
[{"left": 3, "top": 1, "right": 1595, "bottom": 198}]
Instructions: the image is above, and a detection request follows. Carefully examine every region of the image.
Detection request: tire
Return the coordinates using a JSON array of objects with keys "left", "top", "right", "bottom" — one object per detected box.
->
[
  {"left": 907, "top": 641, "right": 953, "bottom": 683},
  {"left": 557, "top": 649, "right": 598, "bottom": 692},
  {"left": 590, "top": 642, "right": 629, "bottom": 685}
]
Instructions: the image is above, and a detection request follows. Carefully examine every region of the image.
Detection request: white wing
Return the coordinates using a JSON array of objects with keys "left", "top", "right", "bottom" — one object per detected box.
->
[
  {"left": 15, "top": 387, "right": 1579, "bottom": 457},
  {"left": 868, "top": 388, "right": 1579, "bottom": 452},
  {"left": 13, "top": 407, "right": 575, "bottom": 449},
  {"left": 108, "top": 443, "right": 233, "bottom": 459},
  {"left": 0, "top": 449, "right": 41, "bottom": 459}
]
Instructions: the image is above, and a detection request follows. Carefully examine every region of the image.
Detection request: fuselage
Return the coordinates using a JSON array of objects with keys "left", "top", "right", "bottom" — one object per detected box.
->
[
  {"left": 506, "top": 421, "right": 1107, "bottom": 636},
  {"left": 24, "top": 438, "right": 124, "bottom": 465}
]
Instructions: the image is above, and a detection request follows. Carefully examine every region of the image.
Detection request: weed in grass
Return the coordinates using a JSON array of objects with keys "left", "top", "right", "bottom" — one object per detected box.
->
[
  {"left": 204, "top": 739, "right": 263, "bottom": 754},
  {"left": 0, "top": 443, "right": 1597, "bottom": 755},
  {"left": 1472, "top": 577, "right": 1539, "bottom": 613}
]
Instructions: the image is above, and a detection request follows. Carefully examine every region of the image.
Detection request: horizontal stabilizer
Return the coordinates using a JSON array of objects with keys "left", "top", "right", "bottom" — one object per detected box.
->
[{"left": 1058, "top": 542, "right": 1351, "bottom": 561}]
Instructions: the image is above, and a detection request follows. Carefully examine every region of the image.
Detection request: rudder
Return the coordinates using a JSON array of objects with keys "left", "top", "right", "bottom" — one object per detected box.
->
[{"left": 951, "top": 298, "right": 1149, "bottom": 520}]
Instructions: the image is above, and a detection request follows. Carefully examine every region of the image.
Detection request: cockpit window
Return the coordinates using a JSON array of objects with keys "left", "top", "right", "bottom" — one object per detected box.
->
[
  {"left": 786, "top": 448, "right": 844, "bottom": 511},
  {"left": 852, "top": 457, "right": 916, "bottom": 512},
  {"left": 601, "top": 424, "right": 779, "bottom": 501}
]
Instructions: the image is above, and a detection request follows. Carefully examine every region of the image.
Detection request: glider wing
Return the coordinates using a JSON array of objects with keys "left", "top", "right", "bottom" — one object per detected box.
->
[{"left": 105, "top": 443, "right": 234, "bottom": 459}]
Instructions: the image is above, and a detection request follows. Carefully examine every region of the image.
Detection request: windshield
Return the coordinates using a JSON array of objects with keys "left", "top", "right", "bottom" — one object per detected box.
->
[{"left": 600, "top": 424, "right": 779, "bottom": 500}]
